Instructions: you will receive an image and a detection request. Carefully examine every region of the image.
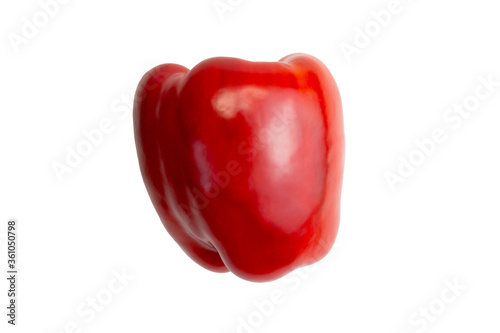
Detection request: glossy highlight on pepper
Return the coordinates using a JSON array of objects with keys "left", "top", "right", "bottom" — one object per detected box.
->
[{"left": 134, "top": 54, "right": 344, "bottom": 282}]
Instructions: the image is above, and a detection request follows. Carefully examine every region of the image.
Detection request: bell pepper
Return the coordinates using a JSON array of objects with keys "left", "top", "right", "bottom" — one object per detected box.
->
[{"left": 134, "top": 53, "right": 344, "bottom": 282}]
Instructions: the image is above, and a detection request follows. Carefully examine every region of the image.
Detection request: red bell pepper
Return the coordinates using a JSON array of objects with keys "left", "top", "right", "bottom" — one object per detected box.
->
[{"left": 134, "top": 54, "right": 344, "bottom": 282}]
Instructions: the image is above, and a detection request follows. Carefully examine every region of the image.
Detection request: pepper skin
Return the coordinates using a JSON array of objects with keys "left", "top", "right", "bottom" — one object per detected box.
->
[{"left": 134, "top": 54, "right": 344, "bottom": 282}]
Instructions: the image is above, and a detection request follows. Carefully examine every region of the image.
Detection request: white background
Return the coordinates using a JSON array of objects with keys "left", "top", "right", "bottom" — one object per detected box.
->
[{"left": 1, "top": 0, "right": 499, "bottom": 332}]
